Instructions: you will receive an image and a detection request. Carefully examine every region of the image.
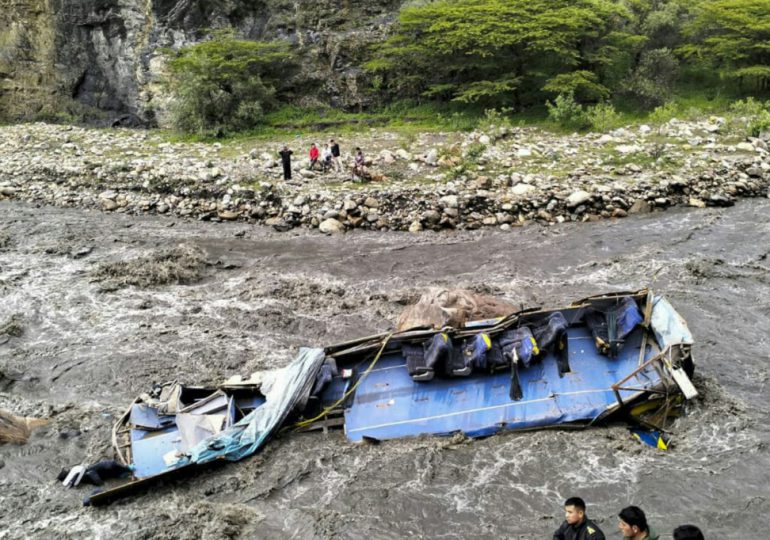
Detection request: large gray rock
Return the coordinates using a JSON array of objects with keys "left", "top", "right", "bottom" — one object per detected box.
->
[
  {"left": 566, "top": 190, "right": 591, "bottom": 208},
  {"left": 319, "top": 218, "right": 345, "bottom": 234}
]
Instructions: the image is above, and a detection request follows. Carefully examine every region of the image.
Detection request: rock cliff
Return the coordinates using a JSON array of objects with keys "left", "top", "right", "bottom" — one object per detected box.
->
[{"left": 0, "top": 0, "right": 399, "bottom": 124}]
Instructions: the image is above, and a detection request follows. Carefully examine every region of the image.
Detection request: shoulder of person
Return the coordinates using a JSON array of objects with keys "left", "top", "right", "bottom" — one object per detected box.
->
[{"left": 585, "top": 522, "right": 605, "bottom": 540}]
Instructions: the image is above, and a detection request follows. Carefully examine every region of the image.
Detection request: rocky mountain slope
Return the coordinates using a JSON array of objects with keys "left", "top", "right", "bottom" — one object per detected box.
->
[{"left": 0, "top": 0, "right": 399, "bottom": 124}]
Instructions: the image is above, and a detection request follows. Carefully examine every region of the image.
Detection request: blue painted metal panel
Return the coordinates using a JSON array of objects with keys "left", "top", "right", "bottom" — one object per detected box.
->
[
  {"left": 344, "top": 326, "right": 660, "bottom": 442},
  {"left": 235, "top": 395, "right": 266, "bottom": 411},
  {"left": 130, "top": 427, "right": 186, "bottom": 478},
  {"left": 129, "top": 403, "right": 175, "bottom": 430}
]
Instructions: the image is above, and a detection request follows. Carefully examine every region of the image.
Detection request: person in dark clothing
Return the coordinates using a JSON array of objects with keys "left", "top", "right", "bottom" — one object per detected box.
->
[
  {"left": 330, "top": 139, "right": 341, "bottom": 171},
  {"left": 553, "top": 497, "right": 606, "bottom": 540},
  {"left": 279, "top": 145, "right": 293, "bottom": 180},
  {"left": 618, "top": 506, "right": 659, "bottom": 540},
  {"left": 673, "top": 525, "right": 704, "bottom": 540},
  {"left": 58, "top": 460, "right": 132, "bottom": 487}
]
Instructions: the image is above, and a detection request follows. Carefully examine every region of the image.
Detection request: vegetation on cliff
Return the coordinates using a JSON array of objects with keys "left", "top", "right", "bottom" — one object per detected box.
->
[{"left": 165, "top": 31, "right": 296, "bottom": 137}]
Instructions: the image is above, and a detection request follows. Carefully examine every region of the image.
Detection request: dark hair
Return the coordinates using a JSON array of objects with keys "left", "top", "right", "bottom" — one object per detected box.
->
[
  {"left": 673, "top": 525, "right": 704, "bottom": 540},
  {"left": 618, "top": 506, "right": 648, "bottom": 531},
  {"left": 564, "top": 497, "right": 586, "bottom": 511},
  {"left": 356, "top": 147, "right": 361, "bottom": 151}
]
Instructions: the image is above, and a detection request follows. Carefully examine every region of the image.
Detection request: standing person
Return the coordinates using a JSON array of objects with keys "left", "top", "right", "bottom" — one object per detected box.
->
[
  {"left": 553, "top": 496, "right": 606, "bottom": 540},
  {"left": 330, "top": 138, "right": 341, "bottom": 171},
  {"left": 618, "top": 506, "right": 659, "bottom": 540},
  {"left": 673, "top": 525, "right": 704, "bottom": 540},
  {"left": 321, "top": 143, "right": 333, "bottom": 173},
  {"left": 353, "top": 147, "right": 365, "bottom": 179},
  {"left": 308, "top": 143, "right": 320, "bottom": 170},
  {"left": 279, "top": 145, "right": 293, "bottom": 180}
]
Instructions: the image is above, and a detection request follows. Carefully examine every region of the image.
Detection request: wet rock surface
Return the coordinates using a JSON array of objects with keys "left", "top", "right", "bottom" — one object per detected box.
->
[
  {"left": 1, "top": 120, "right": 769, "bottom": 235},
  {"left": 0, "top": 199, "right": 769, "bottom": 538}
]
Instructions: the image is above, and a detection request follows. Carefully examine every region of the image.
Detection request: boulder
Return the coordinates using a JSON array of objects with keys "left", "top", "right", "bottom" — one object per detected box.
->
[
  {"left": 512, "top": 183, "right": 535, "bottom": 196},
  {"left": 566, "top": 190, "right": 591, "bottom": 208},
  {"left": 319, "top": 218, "right": 345, "bottom": 234}
]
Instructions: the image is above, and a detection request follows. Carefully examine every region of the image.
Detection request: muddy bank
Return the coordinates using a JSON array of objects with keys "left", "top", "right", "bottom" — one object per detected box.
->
[
  {"left": 0, "top": 199, "right": 769, "bottom": 538},
  {"left": 0, "top": 121, "right": 768, "bottom": 234}
]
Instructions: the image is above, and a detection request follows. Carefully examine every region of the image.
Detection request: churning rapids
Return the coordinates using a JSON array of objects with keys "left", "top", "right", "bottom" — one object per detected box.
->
[{"left": 1, "top": 199, "right": 768, "bottom": 539}]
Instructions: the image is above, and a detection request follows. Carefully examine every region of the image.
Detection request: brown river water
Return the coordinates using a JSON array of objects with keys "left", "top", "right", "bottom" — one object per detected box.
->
[{"left": 1, "top": 199, "right": 769, "bottom": 539}]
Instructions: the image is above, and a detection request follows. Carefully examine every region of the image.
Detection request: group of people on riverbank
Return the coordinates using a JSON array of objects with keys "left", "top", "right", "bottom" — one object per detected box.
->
[
  {"left": 278, "top": 139, "right": 366, "bottom": 181},
  {"left": 553, "top": 497, "right": 704, "bottom": 540}
]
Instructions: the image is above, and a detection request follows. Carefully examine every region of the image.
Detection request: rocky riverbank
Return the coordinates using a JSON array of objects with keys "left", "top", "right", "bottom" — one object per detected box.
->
[{"left": 1, "top": 119, "right": 768, "bottom": 233}]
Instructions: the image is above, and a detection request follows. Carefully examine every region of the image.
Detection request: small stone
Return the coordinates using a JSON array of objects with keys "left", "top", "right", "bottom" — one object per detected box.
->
[
  {"left": 629, "top": 199, "right": 652, "bottom": 214},
  {"left": 425, "top": 149, "right": 439, "bottom": 165},
  {"left": 423, "top": 210, "right": 441, "bottom": 224},
  {"left": 409, "top": 221, "right": 423, "bottom": 233},
  {"left": 688, "top": 198, "right": 706, "bottom": 208},
  {"left": 512, "top": 183, "right": 535, "bottom": 196},
  {"left": 566, "top": 190, "right": 591, "bottom": 208},
  {"left": 736, "top": 142, "right": 755, "bottom": 152},
  {"left": 319, "top": 218, "right": 345, "bottom": 234},
  {"left": 364, "top": 197, "right": 379, "bottom": 208},
  {"left": 475, "top": 176, "right": 491, "bottom": 189},
  {"left": 101, "top": 199, "right": 118, "bottom": 211},
  {"left": 516, "top": 147, "right": 532, "bottom": 158},
  {"left": 612, "top": 208, "right": 628, "bottom": 218},
  {"left": 218, "top": 210, "right": 240, "bottom": 221},
  {"left": 439, "top": 195, "right": 459, "bottom": 208}
]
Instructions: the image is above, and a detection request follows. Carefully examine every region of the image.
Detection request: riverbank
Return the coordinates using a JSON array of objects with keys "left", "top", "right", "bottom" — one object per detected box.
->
[{"left": 1, "top": 119, "right": 768, "bottom": 233}]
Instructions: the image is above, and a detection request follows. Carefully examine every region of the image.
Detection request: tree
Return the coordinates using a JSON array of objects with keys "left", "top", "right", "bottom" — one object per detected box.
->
[
  {"left": 366, "top": 0, "right": 638, "bottom": 108},
  {"left": 167, "top": 31, "right": 296, "bottom": 136},
  {"left": 681, "top": 0, "right": 770, "bottom": 91}
]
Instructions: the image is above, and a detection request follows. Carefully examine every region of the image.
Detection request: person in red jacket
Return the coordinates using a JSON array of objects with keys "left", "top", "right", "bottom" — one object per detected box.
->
[{"left": 308, "top": 143, "right": 320, "bottom": 170}]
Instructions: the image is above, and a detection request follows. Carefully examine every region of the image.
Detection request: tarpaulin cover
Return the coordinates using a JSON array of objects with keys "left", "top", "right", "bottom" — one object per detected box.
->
[
  {"left": 650, "top": 295, "right": 694, "bottom": 349},
  {"left": 185, "top": 347, "right": 325, "bottom": 465}
]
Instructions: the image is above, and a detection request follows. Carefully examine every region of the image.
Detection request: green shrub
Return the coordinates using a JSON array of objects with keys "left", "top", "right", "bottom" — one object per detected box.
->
[
  {"left": 648, "top": 102, "right": 679, "bottom": 124},
  {"left": 729, "top": 97, "right": 768, "bottom": 118},
  {"left": 546, "top": 93, "right": 590, "bottom": 130},
  {"left": 167, "top": 31, "right": 296, "bottom": 137},
  {"left": 620, "top": 48, "right": 680, "bottom": 109},
  {"left": 464, "top": 142, "right": 487, "bottom": 161},
  {"left": 586, "top": 102, "right": 622, "bottom": 132},
  {"left": 749, "top": 111, "right": 770, "bottom": 137}
]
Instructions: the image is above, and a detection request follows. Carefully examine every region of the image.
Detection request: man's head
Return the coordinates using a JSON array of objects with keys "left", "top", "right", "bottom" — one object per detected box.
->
[
  {"left": 330, "top": 139, "right": 335, "bottom": 143},
  {"left": 311, "top": 143, "right": 317, "bottom": 147},
  {"left": 564, "top": 497, "right": 586, "bottom": 525},
  {"left": 673, "top": 525, "right": 704, "bottom": 540},
  {"left": 618, "top": 506, "right": 648, "bottom": 538}
]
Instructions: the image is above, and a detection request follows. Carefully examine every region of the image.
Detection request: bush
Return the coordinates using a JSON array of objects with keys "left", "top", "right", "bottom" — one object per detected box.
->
[
  {"left": 546, "top": 93, "right": 590, "bottom": 130},
  {"left": 621, "top": 48, "right": 679, "bottom": 108},
  {"left": 648, "top": 102, "right": 679, "bottom": 124},
  {"left": 167, "top": 31, "right": 296, "bottom": 136},
  {"left": 464, "top": 142, "right": 487, "bottom": 161},
  {"left": 749, "top": 111, "right": 770, "bottom": 137},
  {"left": 585, "top": 102, "right": 621, "bottom": 132},
  {"left": 729, "top": 97, "right": 768, "bottom": 118}
]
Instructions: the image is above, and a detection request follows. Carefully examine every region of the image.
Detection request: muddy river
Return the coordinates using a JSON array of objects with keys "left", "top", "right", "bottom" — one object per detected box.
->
[{"left": 1, "top": 199, "right": 768, "bottom": 538}]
